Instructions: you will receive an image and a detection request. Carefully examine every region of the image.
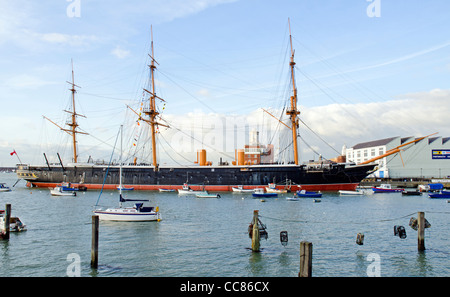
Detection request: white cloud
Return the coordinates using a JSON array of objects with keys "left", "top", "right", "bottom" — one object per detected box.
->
[
  {"left": 157, "top": 88, "right": 450, "bottom": 164},
  {"left": 111, "top": 46, "right": 131, "bottom": 59},
  {"left": 4, "top": 74, "right": 57, "bottom": 89}
]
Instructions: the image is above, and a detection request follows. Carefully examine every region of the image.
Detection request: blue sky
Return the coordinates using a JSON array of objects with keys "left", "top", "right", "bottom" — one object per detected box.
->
[{"left": 1, "top": 0, "right": 450, "bottom": 167}]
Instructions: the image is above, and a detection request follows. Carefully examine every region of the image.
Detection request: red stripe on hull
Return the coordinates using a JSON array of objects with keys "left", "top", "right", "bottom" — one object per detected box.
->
[{"left": 29, "top": 182, "right": 359, "bottom": 192}]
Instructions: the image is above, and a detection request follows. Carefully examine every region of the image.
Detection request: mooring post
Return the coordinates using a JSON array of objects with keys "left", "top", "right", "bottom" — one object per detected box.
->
[
  {"left": 251, "top": 210, "right": 260, "bottom": 252},
  {"left": 91, "top": 215, "right": 99, "bottom": 268},
  {"left": 1, "top": 204, "right": 11, "bottom": 240},
  {"left": 418, "top": 212, "right": 425, "bottom": 251},
  {"left": 299, "top": 241, "right": 312, "bottom": 277}
]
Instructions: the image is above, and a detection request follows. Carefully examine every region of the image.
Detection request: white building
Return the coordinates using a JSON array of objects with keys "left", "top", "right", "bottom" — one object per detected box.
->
[{"left": 346, "top": 136, "right": 450, "bottom": 179}]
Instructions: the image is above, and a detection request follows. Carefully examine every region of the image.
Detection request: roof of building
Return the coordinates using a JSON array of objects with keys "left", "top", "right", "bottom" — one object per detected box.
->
[{"left": 352, "top": 137, "right": 398, "bottom": 150}]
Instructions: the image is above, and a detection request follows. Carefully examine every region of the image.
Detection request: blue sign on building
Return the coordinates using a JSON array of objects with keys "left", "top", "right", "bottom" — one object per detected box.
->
[{"left": 432, "top": 150, "right": 450, "bottom": 159}]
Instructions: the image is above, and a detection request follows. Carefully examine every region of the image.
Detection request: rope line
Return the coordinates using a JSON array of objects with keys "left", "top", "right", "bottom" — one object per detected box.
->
[{"left": 259, "top": 211, "right": 450, "bottom": 225}]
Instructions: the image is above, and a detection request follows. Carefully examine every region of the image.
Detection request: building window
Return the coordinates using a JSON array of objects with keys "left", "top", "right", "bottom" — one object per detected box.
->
[
  {"left": 379, "top": 148, "right": 384, "bottom": 155},
  {"left": 371, "top": 149, "right": 375, "bottom": 157}
]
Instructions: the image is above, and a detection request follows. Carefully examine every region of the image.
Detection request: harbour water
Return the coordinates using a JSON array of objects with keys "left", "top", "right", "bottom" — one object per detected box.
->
[{"left": 0, "top": 172, "right": 449, "bottom": 277}]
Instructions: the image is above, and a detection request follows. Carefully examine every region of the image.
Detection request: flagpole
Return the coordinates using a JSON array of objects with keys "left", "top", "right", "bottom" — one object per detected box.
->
[{"left": 10, "top": 149, "right": 23, "bottom": 164}]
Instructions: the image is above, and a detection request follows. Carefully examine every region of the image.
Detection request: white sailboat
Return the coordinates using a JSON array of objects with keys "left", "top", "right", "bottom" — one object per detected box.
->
[{"left": 93, "top": 126, "right": 161, "bottom": 222}]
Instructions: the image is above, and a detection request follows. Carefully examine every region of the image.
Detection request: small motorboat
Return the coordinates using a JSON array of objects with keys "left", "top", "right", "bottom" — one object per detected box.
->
[
  {"left": 402, "top": 190, "right": 422, "bottom": 196},
  {"left": 59, "top": 182, "right": 87, "bottom": 191},
  {"left": 117, "top": 185, "right": 134, "bottom": 191},
  {"left": 0, "top": 210, "right": 27, "bottom": 232},
  {"left": 286, "top": 196, "right": 300, "bottom": 201},
  {"left": 296, "top": 190, "right": 322, "bottom": 198},
  {"left": 338, "top": 190, "right": 364, "bottom": 195},
  {"left": 159, "top": 188, "right": 176, "bottom": 192},
  {"left": 428, "top": 191, "right": 450, "bottom": 199},
  {"left": 50, "top": 186, "right": 76, "bottom": 196},
  {"left": 231, "top": 186, "right": 255, "bottom": 193},
  {"left": 252, "top": 188, "right": 278, "bottom": 198},
  {"left": 178, "top": 183, "right": 207, "bottom": 195},
  {"left": 0, "top": 183, "right": 11, "bottom": 192},
  {"left": 196, "top": 193, "right": 221, "bottom": 198},
  {"left": 265, "top": 183, "right": 287, "bottom": 194},
  {"left": 372, "top": 184, "right": 404, "bottom": 193}
]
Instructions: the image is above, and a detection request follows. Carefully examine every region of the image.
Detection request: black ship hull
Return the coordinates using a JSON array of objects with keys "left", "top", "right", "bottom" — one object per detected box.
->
[{"left": 16, "top": 163, "right": 375, "bottom": 191}]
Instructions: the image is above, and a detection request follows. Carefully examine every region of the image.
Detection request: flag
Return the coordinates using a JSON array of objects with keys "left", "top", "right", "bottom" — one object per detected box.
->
[{"left": 10, "top": 150, "right": 16, "bottom": 156}]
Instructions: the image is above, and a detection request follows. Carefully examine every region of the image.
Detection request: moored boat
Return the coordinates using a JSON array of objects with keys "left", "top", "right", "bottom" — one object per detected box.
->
[
  {"left": 339, "top": 190, "right": 364, "bottom": 195},
  {"left": 231, "top": 186, "right": 256, "bottom": 193},
  {"left": 252, "top": 188, "right": 278, "bottom": 198},
  {"left": 428, "top": 191, "right": 450, "bottom": 199},
  {"left": 0, "top": 183, "right": 11, "bottom": 192},
  {"left": 296, "top": 190, "right": 322, "bottom": 198},
  {"left": 159, "top": 188, "right": 176, "bottom": 192},
  {"left": 93, "top": 125, "right": 161, "bottom": 222},
  {"left": 178, "top": 184, "right": 208, "bottom": 195},
  {"left": 94, "top": 197, "right": 161, "bottom": 221},
  {"left": 265, "top": 183, "right": 288, "bottom": 194},
  {"left": 50, "top": 186, "right": 76, "bottom": 196},
  {"left": 372, "top": 184, "right": 404, "bottom": 193},
  {"left": 196, "top": 193, "right": 221, "bottom": 198},
  {"left": 402, "top": 190, "right": 422, "bottom": 196},
  {"left": 0, "top": 210, "right": 27, "bottom": 232}
]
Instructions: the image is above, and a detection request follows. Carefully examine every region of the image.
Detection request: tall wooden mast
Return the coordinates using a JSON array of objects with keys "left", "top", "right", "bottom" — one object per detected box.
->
[
  {"left": 44, "top": 60, "right": 87, "bottom": 163},
  {"left": 64, "top": 60, "right": 88, "bottom": 163},
  {"left": 143, "top": 26, "right": 167, "bottom": 169},
  {"left": 286, "top": 19, "right": 300, "bottom": 165}
]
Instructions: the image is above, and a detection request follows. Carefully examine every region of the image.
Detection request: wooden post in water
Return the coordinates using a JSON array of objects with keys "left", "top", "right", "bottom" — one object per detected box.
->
[
  {"left": 251, "top": 210, "right": 260, "bottom": 252},
  {"left": 91, "top": 215, "right": 99, "bottom": 268},
  {"left": 299, "top": 241, "right": 312, "bottom": 277},
  {"left": 418, "top": 212, "right": 425, "bottom": 251},
  {"left": 1, "top": 204, "right": 11, "bottom": 240}
]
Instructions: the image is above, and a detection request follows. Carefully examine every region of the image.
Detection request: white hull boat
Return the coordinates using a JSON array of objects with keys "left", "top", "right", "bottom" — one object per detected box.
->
[
  {"left": 231, "top": 186, "right": 255, "bottom": 193},
  {"left": 196, "top": 193, "right": 221, "bottom": 198},
  {"left": 0, "top": 210, "right": 27, "bottom": 232},
  {"left": 339, "top": 190, "right": 364, "bottom": 195},
  {"left": 94, "top": 203, "right": 161, "bottom": 222},
  {"left": 0, "top": 183, "right": 12, "bottom": 192},
  {"left": 50, "top": 186, "right": 76, "bottom": 196},
  {"left": 93, "top": 126, "right": 161, "bottom": 222}
]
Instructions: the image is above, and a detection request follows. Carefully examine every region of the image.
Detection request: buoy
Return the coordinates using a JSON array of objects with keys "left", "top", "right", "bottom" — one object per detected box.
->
[
  {"left": 394, "top": 225, "right": 407, "bottom": 239},
  {"left": 280, "top": 231, "right": 288, "bottom": 247},
  {"left": 356, "top": 233, "right": 364, "bottom": 245}
]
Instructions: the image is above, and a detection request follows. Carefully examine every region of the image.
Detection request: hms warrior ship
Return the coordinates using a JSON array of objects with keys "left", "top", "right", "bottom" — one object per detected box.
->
[{"left": 16, "top": 24, "right": 377, "bottom": 192}]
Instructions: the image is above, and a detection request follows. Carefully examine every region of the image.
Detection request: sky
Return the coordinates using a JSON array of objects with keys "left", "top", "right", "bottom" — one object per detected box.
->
[{"left": 1, "top": 0, "right": 450, "bottom": 167}]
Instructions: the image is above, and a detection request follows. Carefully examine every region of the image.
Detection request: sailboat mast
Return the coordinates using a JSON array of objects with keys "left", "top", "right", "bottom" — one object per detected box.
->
[{"left": 286, "top": 19, "right": 300, "bottom": 165}]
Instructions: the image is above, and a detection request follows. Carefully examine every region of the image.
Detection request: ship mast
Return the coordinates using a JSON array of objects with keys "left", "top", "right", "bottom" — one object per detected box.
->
[
  {"left": 44, "top": 60, "right": 87, "bottom": 163},
  {"left": 65, "top": 60, "right": 86, "bottom": 163},
  {"left": 286, "top": 18, "right": 300, "bottom": 165},
  {"left": 143, "top": 26, "right": 168, "bottom": 169}
]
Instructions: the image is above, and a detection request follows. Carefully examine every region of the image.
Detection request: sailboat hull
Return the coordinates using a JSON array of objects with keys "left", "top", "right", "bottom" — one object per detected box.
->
[
  {"left": 17, "top": 163, "right": 375, "bottom": 192},
  {"left": 93, "top": 209, "right": 161, "bottom": 221}
]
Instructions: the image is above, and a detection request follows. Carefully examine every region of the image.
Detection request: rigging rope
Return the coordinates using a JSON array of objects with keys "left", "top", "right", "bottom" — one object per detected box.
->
[{"left": 94, "top": 127, "right": 121, "bottom": 207}]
